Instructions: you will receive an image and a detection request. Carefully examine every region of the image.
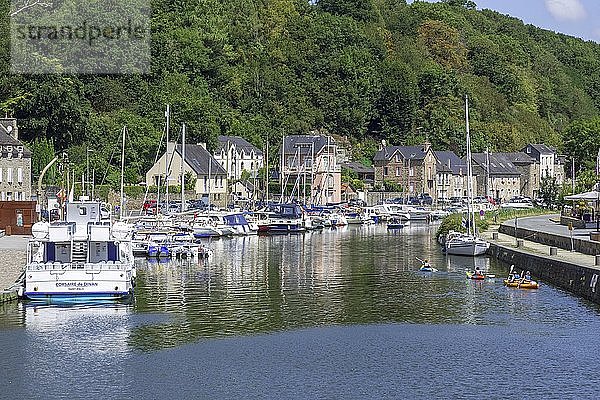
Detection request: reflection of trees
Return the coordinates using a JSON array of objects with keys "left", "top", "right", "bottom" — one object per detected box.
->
[{"left": 128, "top": 227, "right": 470, "bottom": 352}]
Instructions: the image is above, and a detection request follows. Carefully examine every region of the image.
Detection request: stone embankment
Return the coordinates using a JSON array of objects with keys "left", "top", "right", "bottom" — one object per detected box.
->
[
  {"left": 0, "top": 235, "right": 28, "bottom": 303},
  {"left": 484, "top": 216, "right": 600, "bottom": 304}
]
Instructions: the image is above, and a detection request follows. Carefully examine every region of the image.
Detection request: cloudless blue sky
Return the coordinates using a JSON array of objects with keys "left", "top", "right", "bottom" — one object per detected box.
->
[{"left": 408, "top": 0, "right": 600, "bottom": 43}]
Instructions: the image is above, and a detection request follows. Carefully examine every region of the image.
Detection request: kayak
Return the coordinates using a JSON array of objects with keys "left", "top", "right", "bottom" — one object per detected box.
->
[
  {"left": 420, "top": 266, "right": 436, "bottom": 272},
  {"left": 466, "top": 271, "right": 485, "bottom": 280},
  {"left": 503, "top": 279, "right": 539, "bottom": 289}
]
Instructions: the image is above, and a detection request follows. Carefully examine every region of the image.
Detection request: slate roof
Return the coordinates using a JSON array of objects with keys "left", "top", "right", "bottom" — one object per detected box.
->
[
  {"left": 0, "top": 120, "right": 31, "bottom": 157},
  {"left": 340, "top": 161, "right": 374, "bottom": 175},
  {"left": 434, "top": 151, "right": 467, "bottom": 175},
  {"left": 217, "top": 135, "right": 263, "bottom": 156},
  {"left": 282, "top": 135, "right": 334, "bottom": 157},
  {"left": 373, "top": 145, "right": 427, "bottom": 162},
  {"left": 502, "top": 152, "right": 535, "bottom": 165},
  {"left": 175, "top": 144, "right": 226, "bottom": 176},
  {"left": 471, "top": 153, "right": 520, "bottom": 176},
  {"left": 527, "top": 144, "right": 554, "bottom": 155}
]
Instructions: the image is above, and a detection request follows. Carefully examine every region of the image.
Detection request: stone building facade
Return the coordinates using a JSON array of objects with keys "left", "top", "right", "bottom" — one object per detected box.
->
[
  {"left": 373, "top": 142, "right": 437, "bottom": 200},
  {"left": 0, "top": 118, "right": 32, "bottom": 201}
]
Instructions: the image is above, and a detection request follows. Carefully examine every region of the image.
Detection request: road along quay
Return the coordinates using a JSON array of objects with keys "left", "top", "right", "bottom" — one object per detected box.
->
[{"left": 484, "top": 215, "right": 600, "bottom": 305}]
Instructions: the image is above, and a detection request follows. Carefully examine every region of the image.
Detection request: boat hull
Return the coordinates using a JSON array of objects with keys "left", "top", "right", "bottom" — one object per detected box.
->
[
  {"left": 23, "top": 263, "right": 135, "bottom": 302},
  {"left": 503, "top": 279, "right": 539, "bottom": 289}
]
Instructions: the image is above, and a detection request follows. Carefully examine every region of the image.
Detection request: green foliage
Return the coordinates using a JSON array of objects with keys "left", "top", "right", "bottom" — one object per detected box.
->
[
  {"left": 383, "top": 179, "right": 402, "bottom": 192},
  {"left": 2, "top": 0, "right": 600, "bottom": 175},
  {"left": 538, "top": 175, "right": 560, "bottom": 208}
]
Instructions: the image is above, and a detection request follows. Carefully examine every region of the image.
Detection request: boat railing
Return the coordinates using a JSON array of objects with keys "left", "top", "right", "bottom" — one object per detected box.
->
[{"left": 26, "top": 261, "right": 129, "bottom": 272}]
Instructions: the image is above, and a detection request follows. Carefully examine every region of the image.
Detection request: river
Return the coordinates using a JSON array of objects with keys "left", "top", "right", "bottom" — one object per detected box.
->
[{"left": 1, "top": 223, "right": 600, "bottom": 399}]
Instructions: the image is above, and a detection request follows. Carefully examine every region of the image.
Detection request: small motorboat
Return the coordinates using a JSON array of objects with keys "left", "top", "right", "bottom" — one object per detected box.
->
[
  {"left": 466, "top": 270, "right": 486, "bottom": 280},
  {"left": 503, "top": 279, "right": 539, "bottom": 289}
]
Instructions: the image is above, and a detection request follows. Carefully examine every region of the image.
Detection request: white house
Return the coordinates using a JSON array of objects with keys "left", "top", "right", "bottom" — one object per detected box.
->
[
  {"left": 145, "top": 142, "right": 228, "bottom": 207},
  {"left": 214, "top": 135, "right": 263, "bottom": 181}
]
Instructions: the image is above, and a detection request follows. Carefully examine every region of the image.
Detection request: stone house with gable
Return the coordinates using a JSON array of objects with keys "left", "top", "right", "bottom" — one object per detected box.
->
[
  {"left": 0, "top": 118, "right": 32, "bottom": 201},
  {"left": 373, "top": 142, "right": 437, "bottom": 200}
]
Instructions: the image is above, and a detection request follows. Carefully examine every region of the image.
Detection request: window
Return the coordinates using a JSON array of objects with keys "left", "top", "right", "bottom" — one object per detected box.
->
[
  {"left": 409, "top": 167, "right": 414, "bottom": 177},
  {"left": 17, "top": 168, "right": 23, "bottom": 183},
  {"left": 79, "top": 207, "right": 87, "bottom": 216},
  {"left": 0, "top": 192, "right": 3, "bottom": 201},
  {"left": 396, "top": 167, "right": 401, "bottom": 176},
  {"left": 7, "top": 168, "right": 12, "bottom": 183},
  {"left": 6, "top": 192, "right": 12, "bottom": 201},
  {"left": 0, "top": 167, "right": 2, "bottom": 183},
  {"left": 383, "top": 167, "right": 388, "bottom": 176}
]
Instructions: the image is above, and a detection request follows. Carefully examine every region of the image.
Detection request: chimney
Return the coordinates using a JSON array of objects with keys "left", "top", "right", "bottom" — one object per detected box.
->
[
  {"left": 423, "top": 140, "right": 431, "bottom": 153},
  {"left": 0, "top": 118, "right": 18, "bottom": 141},
  {"left": 166, "top": 141, "right": 176, "bottom": 155}
]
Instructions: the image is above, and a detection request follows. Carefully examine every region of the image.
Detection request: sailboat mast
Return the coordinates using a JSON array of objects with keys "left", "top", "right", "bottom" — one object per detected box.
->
[
  {"left": 165, "top": 104, "right": 170, "bottom": 206},
  {"left": 465, "top": 95, "right": 474, "bottom": 235},
  {"left": 181, "top": 123, "right": 186, "bottom": 212},
  {"left": 120, "top": 126, "right": 126, "bottom": 220}
]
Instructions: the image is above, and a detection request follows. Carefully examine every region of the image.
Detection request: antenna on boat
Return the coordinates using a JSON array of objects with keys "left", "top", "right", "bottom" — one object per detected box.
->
[{"left": 120, "top": 126, "right": 126, "bottom": 220}]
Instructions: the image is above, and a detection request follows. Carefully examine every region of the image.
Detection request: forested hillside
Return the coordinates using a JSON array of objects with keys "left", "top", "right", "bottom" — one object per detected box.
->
[{"left": 2, "top": 0, "right": 600, "bottom": 186}]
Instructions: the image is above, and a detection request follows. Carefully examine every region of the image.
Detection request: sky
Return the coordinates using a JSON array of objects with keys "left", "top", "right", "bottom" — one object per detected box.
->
[{"left": 408, "top": 0, "right": 600, "bottom": 43}]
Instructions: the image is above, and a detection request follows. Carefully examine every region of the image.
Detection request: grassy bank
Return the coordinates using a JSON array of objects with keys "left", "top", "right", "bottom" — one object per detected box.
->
[{"left": 436, "top": 208, "right": 555, "bottom": 242}]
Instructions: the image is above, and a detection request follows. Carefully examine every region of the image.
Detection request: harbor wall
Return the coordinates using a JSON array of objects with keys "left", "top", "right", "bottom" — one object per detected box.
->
[
  {"left": 498, "top": 224, "right": 600, "bottom": 256},
  {"left": 488, "top": 243, "right": 600, "bottom": 304}
]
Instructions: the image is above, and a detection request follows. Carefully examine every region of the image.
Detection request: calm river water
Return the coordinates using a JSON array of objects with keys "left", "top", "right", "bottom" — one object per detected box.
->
[{"left": 2, "top": 223, "right": 600, "bottom": 399}]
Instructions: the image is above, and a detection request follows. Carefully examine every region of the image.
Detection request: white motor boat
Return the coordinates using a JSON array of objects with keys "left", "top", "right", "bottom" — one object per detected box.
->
[{"left": 20, "top": 201, "right": 135, "bottom": 303}]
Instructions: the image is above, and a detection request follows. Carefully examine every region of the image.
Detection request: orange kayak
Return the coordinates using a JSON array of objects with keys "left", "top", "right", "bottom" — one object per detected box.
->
[{"left": 503, "top": 279, "right": 539, "bottom": 289}]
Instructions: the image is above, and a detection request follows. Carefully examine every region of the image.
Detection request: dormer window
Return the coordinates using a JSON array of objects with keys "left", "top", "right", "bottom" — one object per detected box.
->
[{"left": 526, "top": 147, "right": 531, "bottom": 154}]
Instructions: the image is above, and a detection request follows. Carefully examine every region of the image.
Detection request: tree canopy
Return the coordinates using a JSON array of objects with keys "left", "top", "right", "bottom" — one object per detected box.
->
[{"left": 2, "top": 0, "right": 600, "bottom": 184}]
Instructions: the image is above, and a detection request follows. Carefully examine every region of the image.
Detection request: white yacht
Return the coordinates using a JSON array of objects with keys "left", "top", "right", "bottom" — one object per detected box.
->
[
  {"left": 20, "top": 201, "right": 136, "bottom": 302},
  {"left": 445, "top": 95, "right": 489, "bottom": 257},
  {"left": 445, "top": 230, "right": 489, "bottom": 256}
]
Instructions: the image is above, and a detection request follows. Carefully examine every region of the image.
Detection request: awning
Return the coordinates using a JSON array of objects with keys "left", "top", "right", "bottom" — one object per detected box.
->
[{"left": 564, "top": 191, "right": 600, "bottom": 201}]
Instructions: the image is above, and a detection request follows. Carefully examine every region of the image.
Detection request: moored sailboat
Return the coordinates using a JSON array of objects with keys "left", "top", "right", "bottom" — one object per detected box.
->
[{"left": 445, "top": 95, "right": 489, "bottom": 257}]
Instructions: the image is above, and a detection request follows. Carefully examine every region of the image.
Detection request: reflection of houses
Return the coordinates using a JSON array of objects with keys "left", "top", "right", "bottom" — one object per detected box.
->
[
  {"left": 373, "top": 142, "right": 437, "bottom": 200},
  {"left": 145, "top": 143, "right": 227, "bottom": 207},
  {"left": 214, "top": 135, "right": 263, "bottom": 180},
  {"left": 280, "top": 134, "right": 341, "bottom": 205},
  {"left": 434, "top": 151, "right": 473, "bottom": 201},
  {"left": 0, "top": 118, "right": 32, "bottom": 201},
  {"left": 471, "top": 153, "right": 520, "bottom": 202}
]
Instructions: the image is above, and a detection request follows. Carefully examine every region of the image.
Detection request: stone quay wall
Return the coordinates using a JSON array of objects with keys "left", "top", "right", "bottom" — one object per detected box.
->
[
  {"left": 498, "top": 224, "right": 600, "bottom": 256},
  {"left": 488, "top": 243, "right": 600, "bottom": 304}
]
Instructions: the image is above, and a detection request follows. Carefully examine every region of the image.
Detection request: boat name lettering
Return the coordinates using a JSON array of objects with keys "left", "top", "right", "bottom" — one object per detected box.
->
[{"left": 56, "top": 282, "right": 99, "bottom": 287}]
